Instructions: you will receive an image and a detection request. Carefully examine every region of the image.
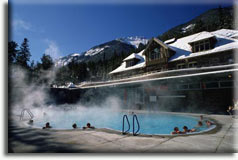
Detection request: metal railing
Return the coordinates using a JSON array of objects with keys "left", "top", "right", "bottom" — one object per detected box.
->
[
  {"left": 132, "top": 114, "right": 140, "bottom": 136},
  {"left": 20, "top": 108, "right": 34, "bottom": 121},
  {"left": 122, "top": 114, "right": 130, "bottom": 135},
  {"left": 122, "top": 114, "right": 140, "bottom": 136}
]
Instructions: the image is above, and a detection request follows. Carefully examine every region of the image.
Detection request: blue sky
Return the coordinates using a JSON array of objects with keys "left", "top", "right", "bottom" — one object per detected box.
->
[{"left": 10, "top": 0, "right": 234, "bottom": 62}]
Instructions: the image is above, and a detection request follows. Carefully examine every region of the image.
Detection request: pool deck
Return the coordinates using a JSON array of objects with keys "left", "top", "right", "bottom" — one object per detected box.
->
[{"left": 8, "top": 113, "right": 238, "bottom": 153}]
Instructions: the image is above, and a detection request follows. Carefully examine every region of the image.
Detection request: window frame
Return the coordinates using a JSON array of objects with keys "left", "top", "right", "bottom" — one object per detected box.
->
[{"left": 192, "top": 39, "right": 211, "bottom": 53}]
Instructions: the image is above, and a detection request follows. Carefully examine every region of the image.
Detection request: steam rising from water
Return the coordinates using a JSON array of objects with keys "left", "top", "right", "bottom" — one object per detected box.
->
[{"left": 9, "top": 65, "right": 124, "bottom": 122}]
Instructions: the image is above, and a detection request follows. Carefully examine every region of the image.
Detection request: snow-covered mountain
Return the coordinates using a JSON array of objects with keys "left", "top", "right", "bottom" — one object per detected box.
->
[
  {"left": 55, "top": 36, "right": 148, "bottom": 67},
  {"left": 117, "top": 36, "right": 148, "bottom": 48},
  {"left": 55, "top": 53, "right": 84, "bottom": 67}
]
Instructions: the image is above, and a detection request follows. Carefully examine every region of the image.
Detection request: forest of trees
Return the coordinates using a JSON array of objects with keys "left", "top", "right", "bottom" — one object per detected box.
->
[
  {"left": 9, "top": 6, "right": 233, "bottom": 87},
  {"left": 8, "top": 38, "right": 144, "bottom": 87},
  {"left": 8, "top": 38, "right": 54, "bottom": 85},
  {"left": 158, "top": 6, "right": 233, "bottom": 41}
]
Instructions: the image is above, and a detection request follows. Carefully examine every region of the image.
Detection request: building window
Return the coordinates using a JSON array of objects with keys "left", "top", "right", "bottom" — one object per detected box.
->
[
  {"left": 177, "top": 63, "right": 186, "bottom": 69},
  {"left": 188, "top": 61, "right": 197, "bottom": 68},
  {"left": 126, "top": 60, "right": 135, "bottom": 68},
  {"left": 149, "top": 47, "right": 161, "bottom": 61},
  {"left": 192, "top": 39, "right": 211, "bottom": 53},
  {"left": 177, "top": 84, "right": 189, "bottom": 90},
  {"left": 209, "top": 58, "right": 219, "bottom": 65}
]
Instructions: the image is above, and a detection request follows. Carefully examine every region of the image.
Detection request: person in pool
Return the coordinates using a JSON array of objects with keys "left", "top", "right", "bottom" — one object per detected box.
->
[
  {"left": 72, "top": 123, "right": 77, "bottom": 129},
  {"left": 182, "top": 126, "right": 196, "bottom": 133},
  {"left": 205, "top": 120, "right": 214, "bottom": 127},
  {"left": 197, "top": 121, "right": 203, "bottom": 127},
  {"left": 200, "top": 115, "right": 204, "bottom": 121},
  {"left": 83, "top": 123, "right": 95, "bottom": 130},
  {"left": 42, "top": 122, "right": 52, "bottom": 129},
  {"left": 192, "top": 121, "right": 203, "bottom": 132},
  {"left": 171, "top": 127, "right": 182, "bottom": 134},
  {"left": 28, "top": 119, "right": 34, "bottom": 125}
]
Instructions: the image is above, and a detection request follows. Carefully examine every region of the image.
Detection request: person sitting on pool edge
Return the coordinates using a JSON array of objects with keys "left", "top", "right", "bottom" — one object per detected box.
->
[
  {"left": 42, "top": 122, "right": 52, "bottom": 129},
  {"left": 83, "top": 123, "right": 95, "bottom": 130},
  {"left": 171, "top": 127, "right": 182, "bottom": 134},
  {"left": 72, "top": 123, "right": 77, "bottom": 129},
  {"left": 182, "top": 126, "right": 196, "bottom": 134}
]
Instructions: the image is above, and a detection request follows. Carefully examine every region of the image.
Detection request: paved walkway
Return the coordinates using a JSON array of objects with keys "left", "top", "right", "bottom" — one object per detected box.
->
[{"left": 8, "top": 114, "right": 238, "bottom": 153}]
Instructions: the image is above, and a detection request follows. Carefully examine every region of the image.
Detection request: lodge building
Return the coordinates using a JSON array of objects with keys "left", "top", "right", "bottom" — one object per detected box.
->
[
  {"left": 54, "top": 29, "right": 238, "bottom": 114},
  {"left": 109, "top": 29, "right": 238, "bottom": 79}
]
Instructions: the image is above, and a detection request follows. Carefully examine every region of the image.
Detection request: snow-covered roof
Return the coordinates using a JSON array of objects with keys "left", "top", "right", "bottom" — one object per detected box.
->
[
  {"left": 188, "top": 31, "right": 215, "bottom": 43},
  {"left": 152, "top": 38, "right": 176, "bottom": 52},
  {"left": 109, "top": 50, "right": 145, "bottom": 74},
  {"left": 212, "top": 29, "right": 238, "bottom": 39},
  {"left": 168, "top": 29, "right": 238, "bottom": 62},
  {"left": 164, "top": 38, "right": 176, "bottom": 44},
  {"left": 123, "top": 53, "right": 141, "bottom": 61},
  {"left": 67, "top": 82, "right": 76, "bottom": 88},
  {"left": 110, "top": 29, "right": 238, "bottom": 74}
]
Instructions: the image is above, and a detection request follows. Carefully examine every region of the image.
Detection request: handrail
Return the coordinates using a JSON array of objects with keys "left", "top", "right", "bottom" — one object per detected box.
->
[
  {"left": 20, "top": 108, "right": 34, "bottom": 120},
  {"left": 133, "top": 114, "right": 140, "bottom": 136},
  {"left": 122, "top": 114, "right": 130, "bottom": 134}
]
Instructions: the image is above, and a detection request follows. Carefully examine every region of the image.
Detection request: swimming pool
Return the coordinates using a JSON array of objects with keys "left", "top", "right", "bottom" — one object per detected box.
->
[{"left": 29, "top": 107, "right": 215, "bottom": 135}]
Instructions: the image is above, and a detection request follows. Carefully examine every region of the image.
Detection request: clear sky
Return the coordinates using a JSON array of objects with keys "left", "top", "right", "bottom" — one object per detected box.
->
[{"left": 9, "top": 0, "right": 234, "bottom": 62}]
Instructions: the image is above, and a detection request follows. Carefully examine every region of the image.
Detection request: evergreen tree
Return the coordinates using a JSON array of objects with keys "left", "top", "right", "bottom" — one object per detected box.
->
[
  {"left": 8, "top": 41, "right": 19, "bottom": 64},
  {"left": 193, "top": 20, "right": 206, "bottom": 33},
  {"left": 16, "top": 38, "right": 31, "bottom": 68},
  {"left": 41, "top": 54, "right": 54, "bottom": 70},
  {"left": 218, "top": 5, "right": 225, "bottom": 28}
]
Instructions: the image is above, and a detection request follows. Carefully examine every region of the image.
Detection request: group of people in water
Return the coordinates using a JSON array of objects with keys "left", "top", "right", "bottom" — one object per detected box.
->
[
  {"left": 72, "top": 122, "right": 95, "bottom": 130},
  {"left": 171, "top": 115, "right": 214, "bottom": 135},
  {"left": 40, "top": 122, "right": 95, "bottom": 130},
  {"left": 28, "top": 119, "right": 95, "bottom": 130}
]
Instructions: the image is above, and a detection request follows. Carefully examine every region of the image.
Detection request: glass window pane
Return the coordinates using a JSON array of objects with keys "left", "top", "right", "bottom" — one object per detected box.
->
[
  {"left": 206, "top": 82, "right": 219, "bottom": 88},
  {"left": 220, "top": 81, "right": 234, "bottom": 88},
  {"left": 195, "top": 46, "right": 199, "bottom": 52},
  {"left": 200, "top": 44, "right": 204, "bottom": 51},
  {"left": 189, "top": 83, "right": 200, "bottom": 89},
  {"left": 205, "top": 43, "right": 210, "bottom": 50}
]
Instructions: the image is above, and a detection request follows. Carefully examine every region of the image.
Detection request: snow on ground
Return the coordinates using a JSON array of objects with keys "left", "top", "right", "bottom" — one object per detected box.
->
[
  {"left": 84, "top": 46, "right": 109, "bottom": 56},
  {"left": 181, "top": 24, "right": 196, "bottom": 33}
]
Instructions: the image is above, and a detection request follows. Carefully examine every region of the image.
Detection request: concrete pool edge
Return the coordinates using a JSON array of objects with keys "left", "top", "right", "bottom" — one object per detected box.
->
[
  {"left": 15, "top": 111, "right": 220, "bottom": 138},
  {"left": 9, "top": 113, "right": 237, "bottom": 153}
]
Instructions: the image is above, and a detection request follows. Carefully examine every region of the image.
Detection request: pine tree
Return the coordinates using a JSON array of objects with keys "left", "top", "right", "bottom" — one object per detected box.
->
[
  {"left": 41, "top": 54, "right": 54, "bottom": 70},
  {"left": 8, "top": 41, "right": 19, "bottom": 64},
  {"left": 16, "top": 38, "right": 31, "bottom": 68}
]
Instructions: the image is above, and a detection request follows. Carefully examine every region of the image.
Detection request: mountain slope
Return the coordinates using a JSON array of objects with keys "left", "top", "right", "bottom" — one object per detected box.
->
[
  {"left": 159, "top": 6, "right": 234, "bottom": 41},
  {"left": 55, "top": 37, "right": 148, "bottom": 67}
]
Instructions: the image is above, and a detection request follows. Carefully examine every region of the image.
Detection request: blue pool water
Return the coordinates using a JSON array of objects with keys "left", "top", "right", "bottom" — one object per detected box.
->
[{"left": 31, "top": 109, "right": 213, "bottom": 135}]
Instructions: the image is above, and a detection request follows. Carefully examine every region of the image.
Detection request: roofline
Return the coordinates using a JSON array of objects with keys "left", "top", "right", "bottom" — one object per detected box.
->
[
  {"left": 188, "top": 33, "right": 215, "bottom": 44},
  {"left": 109, "top": 65, "right": 146, "bottom": 75},
  {"left": 169, "top": 48, "right": 236, "bottom": 62},
  {"left": 143, "top": 37, "right": 175, "bottom": 55},
  {"left": 123, "top": 53, "right": 141, "bottom": 61}
]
